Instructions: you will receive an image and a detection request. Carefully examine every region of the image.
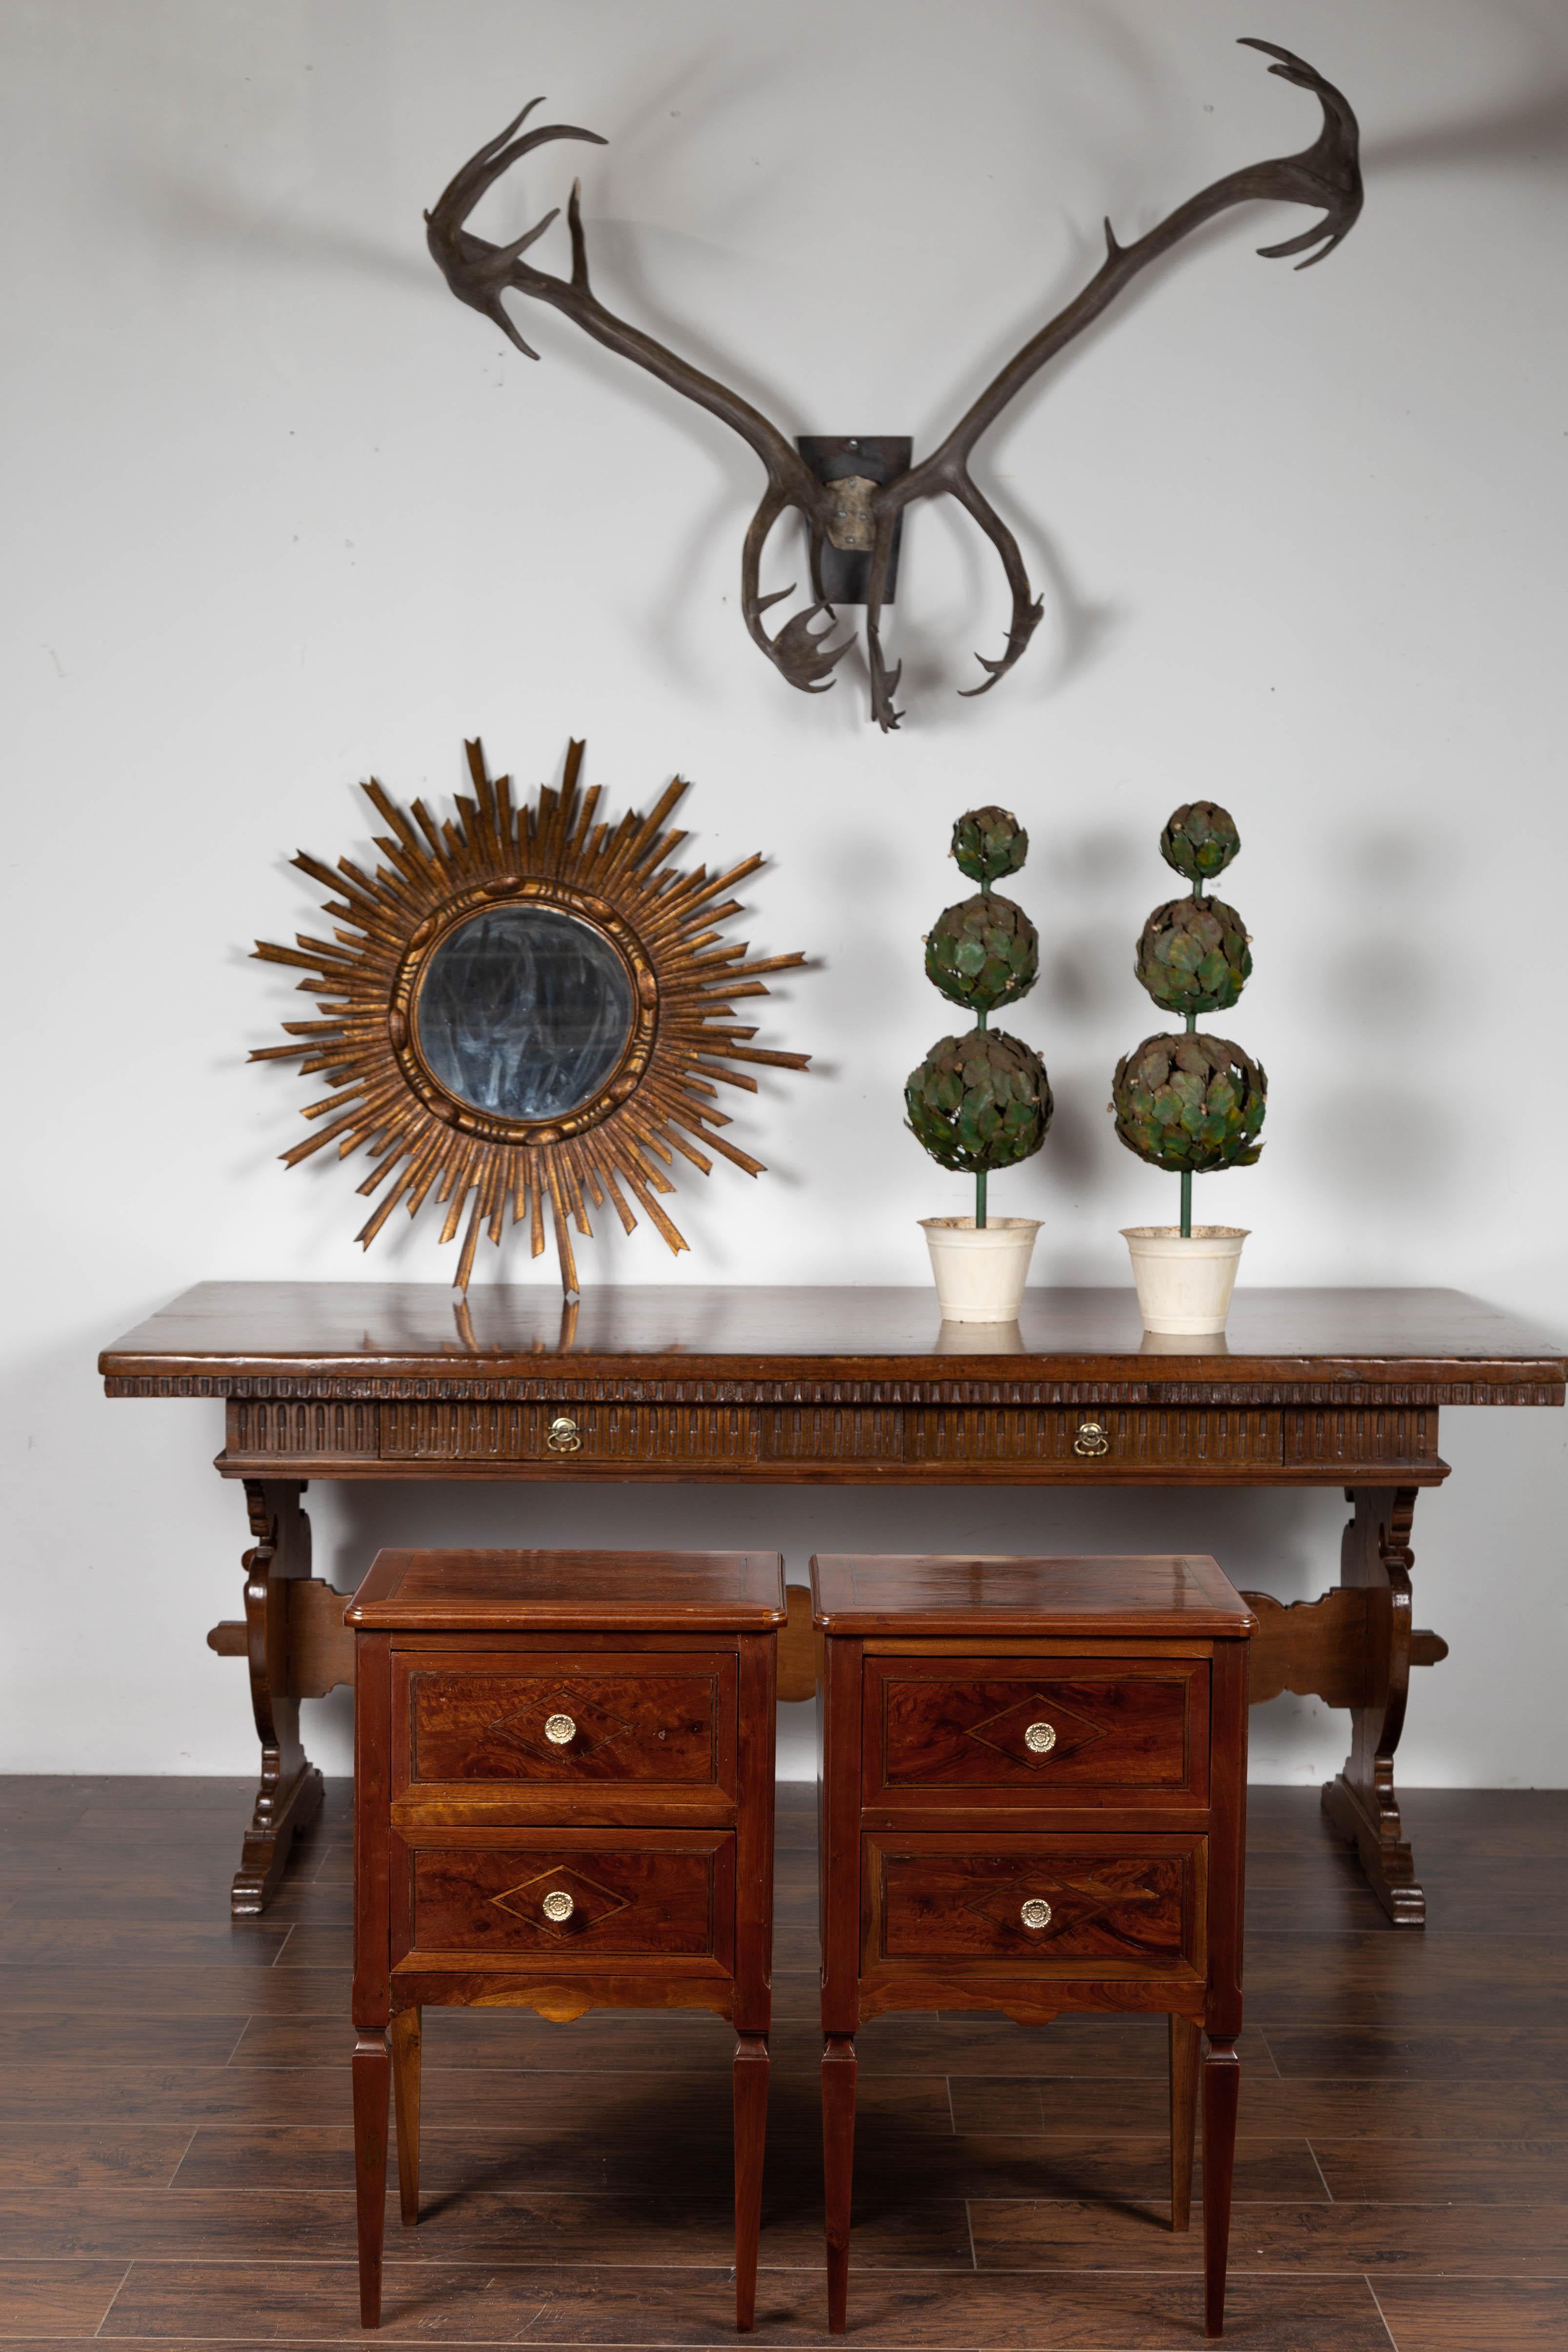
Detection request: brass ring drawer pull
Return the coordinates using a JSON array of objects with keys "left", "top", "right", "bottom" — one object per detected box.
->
[
  {"left": 541, "top": 1889, "right": 575, "bottom": 1923},
  {"left": 1023, "top": 1721, "right": 1056, "bottom": 1755},
  {"left": 547, "top": 1414, "right": 583, "bottom": 1454},
  {"left": 1072, "top": 1420, "right": 1109, "bottom": 1458},
  {"left": 544, "top": 1713, "right": 577, "bottom": 1746},
  {"left": 1020, "top": 1897, "right": 1053, "bottom": 1931}
]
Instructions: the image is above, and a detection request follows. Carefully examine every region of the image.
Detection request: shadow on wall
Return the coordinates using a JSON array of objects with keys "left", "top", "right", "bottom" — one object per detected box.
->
[
  {"left": 1363, "top": 40, "right": 1568, "bottom": 177},
  {"left": 318, "top": 1468, "right": 1349, "bottom": 1596}
]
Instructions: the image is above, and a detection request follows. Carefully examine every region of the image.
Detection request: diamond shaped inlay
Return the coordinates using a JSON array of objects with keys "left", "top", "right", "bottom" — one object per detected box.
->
[
  {"left": 962, "top": 1691, "right": 1109, "bottom": 1769},
  {"left": 480, "top": 1685, "right": 634, "bottom": 1765},
  {"left": 965, "top": 1870, "right": 1162, "bottom": 1942},
  {"left": 488, "top": 1862, "right": 629, "bottom": 1938}
]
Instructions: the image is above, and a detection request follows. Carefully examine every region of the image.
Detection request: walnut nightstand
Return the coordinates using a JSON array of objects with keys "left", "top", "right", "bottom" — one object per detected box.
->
[
  {"left": 347, "top": 1547, "right": 785, "bottom": 2331},
  {"left": 812, "top": 1551, "right": 1255, "bottom": 2338}
]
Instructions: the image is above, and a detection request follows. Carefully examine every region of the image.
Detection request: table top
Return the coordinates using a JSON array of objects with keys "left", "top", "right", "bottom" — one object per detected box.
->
[
  {"left": 811, "top": 1552, "right": 1255, "bottom": 1637},
  {"left": 346, "top": 1548, "right": 788, "bottom": 1631},
  {"left": 100, "top": 1282, "right": 1567, "bottom": 1405}
]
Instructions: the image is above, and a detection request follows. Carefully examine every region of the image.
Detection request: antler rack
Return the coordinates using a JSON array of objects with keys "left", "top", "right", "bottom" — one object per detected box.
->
[{"left": 426, "top": 40, "right": 1361, "bottom": 730}]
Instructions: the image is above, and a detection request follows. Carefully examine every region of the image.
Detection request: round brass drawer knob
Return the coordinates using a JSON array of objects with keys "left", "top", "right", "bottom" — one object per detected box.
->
[
  {"left": 544, "top": 1713, "right": 577, "bottom": 1746},
  {"left": 1024, "top": 1721, "right": 1056, "bottom": 1755},
  {"left": 1072, "top": 1420, "right": 1109, "bottom": 1458},
  {"left": 541, "top": 1889, "right": 574, "bottom": 1923},
  {"left": 547, "top": 1414, "right": 583, "bottom": 1454},
  {"left": 1020, "top": 1897, "right": 1053, "bottom": 1931}
]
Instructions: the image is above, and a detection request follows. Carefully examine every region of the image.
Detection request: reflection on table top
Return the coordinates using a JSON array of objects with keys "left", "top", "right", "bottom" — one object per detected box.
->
[{"left": 100, "top": 1281, "right": 1568, "bottom": 1398}]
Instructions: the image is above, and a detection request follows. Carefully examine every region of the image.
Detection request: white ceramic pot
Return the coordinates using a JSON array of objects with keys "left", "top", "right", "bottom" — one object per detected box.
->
[
  {"left": 1121, "top": 1225, "right": 1248, "bottom": 1335},
  {"left": 919, "top": 1216, "right": 1041, "bottom": 1323}
]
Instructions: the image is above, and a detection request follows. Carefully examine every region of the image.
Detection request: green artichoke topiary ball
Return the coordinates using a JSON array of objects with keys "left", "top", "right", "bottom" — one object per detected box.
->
[
  {"left": 951, "top": 805, "right": 1028, "bottom": 885},
  {"left": 1160, "top": 802, "right": 1240, "bottom": 885},
  {"left": 925, "top": 893, "right": 1039, "bottom": 1014},
  {"left": 1111, "top": 1030, "right": 1266, "bottom": 1172},
  {"left": 905, "top": 1028, "right": 1053, "bottom": 1173},
  {"left": 1135, "top": 895, "right": 1251, "bottom": 1015}
]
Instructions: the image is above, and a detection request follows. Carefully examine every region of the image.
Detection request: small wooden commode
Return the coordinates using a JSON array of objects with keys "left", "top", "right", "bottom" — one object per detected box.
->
[
  {"left": 812, "top": 1551, "right": 1255, "bottom": 2339},
  {"left": 346, "top": 1547, "right": 785, "bottom": 2331}
]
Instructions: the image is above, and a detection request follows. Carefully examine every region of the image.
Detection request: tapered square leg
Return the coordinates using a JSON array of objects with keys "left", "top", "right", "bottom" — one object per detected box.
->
[
  {"left": 733, "top": 2032, "right": 769, "bottom": 2330},
  {"left": 822, "top": 2034, "right": 857, "bottom": 2334},
  {"left": 352, "top": 2030, "right": 391, "bottom": 2328},
  {"left": 1202, "top": 2035, "right": 1240, "bottom": 2337},
  {"left": 391, "top": 2008, "right": 421, "bottom": 2227},
  {"left": 1169, "top": 2013, "right": 1200, "bottom": 2233}
]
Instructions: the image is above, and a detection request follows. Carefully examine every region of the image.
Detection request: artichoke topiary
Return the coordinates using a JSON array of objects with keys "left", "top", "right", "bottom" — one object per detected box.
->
[
  {"left": 906, "top": 1029, "right": 1053, "bottom": 1172},
  {"left": 1111, "top": 1031, "right": 1266, "bottom": 1173},
  {"left": 925, "top": 891, "right": 1039, "bottom": 1013},
  {"left": 951, "top": 804, "right": 1028, "bottom": 885},
  {"left": 1160, "top": 801, "right": 1240, "bottom": 885},
  {"left": 910, "top": 808, "right": 1050, "bottom": 1223},
  {"left": 1134, "top": 894, "right": 1251, "bottom": 1016},
  {"left": 1115, "top": 801, "right": 1265, "bottom": 1232}
]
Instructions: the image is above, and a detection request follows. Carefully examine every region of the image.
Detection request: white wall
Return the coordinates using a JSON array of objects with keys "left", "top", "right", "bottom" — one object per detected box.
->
[{"left": 4, "top": 0, "right": 1566, "bottom": 1786}]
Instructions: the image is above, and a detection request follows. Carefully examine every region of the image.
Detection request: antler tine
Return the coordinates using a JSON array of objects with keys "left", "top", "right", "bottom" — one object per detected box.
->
[
  {"left": 426, "top": 98, "right": 608, "bottom": 238},
  {"left": 947, "top": 474, "right": 1045, "bottom": 699},
  {"left": 741, "top": 485, "right": 851, "bottom": 693},
  {"left": 866, "top": 633, "right": 904, "bottom": 733},
  {"left": 860, "top": 472, "right": 1041, "bottom": 724},
  {"left": 860, "top": 514, "right": 905, "bottom": 731},
  {"left": 425, "top": 100, "right": 609, "bottom": 356},
  {"left": 430, "top": 96, "right": 548, "bottom": 210},
  {"left": 1236, "top": 40, "right": 1363, "bottom": 267},
  {"left": 754, "top": 590, "right": 851, "bottom": 692}
]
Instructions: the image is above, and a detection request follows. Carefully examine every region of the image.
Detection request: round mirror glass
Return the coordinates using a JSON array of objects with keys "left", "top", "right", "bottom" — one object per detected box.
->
[{"left": 415, "top": 905, "right": 636, "bottom": 1121}]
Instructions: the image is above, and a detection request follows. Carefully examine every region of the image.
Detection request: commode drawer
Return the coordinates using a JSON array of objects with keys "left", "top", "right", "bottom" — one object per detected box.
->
[
  {"left": 392, "top": 1828, "right": 733, "bottom": 1974},
  {"left": 393, "top": 1651, "right": 735, "bottom": 1802},
  {"left": 864, "top": 1831, "right": 1204, "bottom": 1977},
  {"left": 864, "top": 1656, "right": 1208, "bottom": 1807}
]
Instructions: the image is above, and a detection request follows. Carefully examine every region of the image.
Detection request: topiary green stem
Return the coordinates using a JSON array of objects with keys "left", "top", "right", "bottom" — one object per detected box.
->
[
  {"left": 976, "top": 1004, "right": 988, "bottom": 1226},
  {"left": 1180, "top": 1008, "right": 1196, "bottom": 1237}
]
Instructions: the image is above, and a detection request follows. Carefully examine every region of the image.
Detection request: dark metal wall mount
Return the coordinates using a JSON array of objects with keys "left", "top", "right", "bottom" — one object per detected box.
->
[{"left": 426, "top": 40, "right": 1362, "bottom": 730}]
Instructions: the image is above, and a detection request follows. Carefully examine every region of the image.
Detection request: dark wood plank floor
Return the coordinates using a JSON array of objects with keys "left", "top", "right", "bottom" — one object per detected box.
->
[{"left": 0, "top": 1777, "right": 1564, "bottom": 2348}]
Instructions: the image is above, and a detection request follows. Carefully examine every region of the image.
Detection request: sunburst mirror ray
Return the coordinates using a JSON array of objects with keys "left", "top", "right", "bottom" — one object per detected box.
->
[{"left": 251, "top": 738, "right": 812, "bottom": 1293}]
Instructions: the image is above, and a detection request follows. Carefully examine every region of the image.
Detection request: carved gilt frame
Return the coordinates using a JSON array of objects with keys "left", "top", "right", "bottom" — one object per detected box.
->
[{"left": 251, "top": 738, "right": 811, "bottom": 1293}]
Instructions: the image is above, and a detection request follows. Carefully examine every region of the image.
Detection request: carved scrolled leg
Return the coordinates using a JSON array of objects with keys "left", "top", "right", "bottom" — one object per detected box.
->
[
  {"left": 230, "top": 1477, "right": 324, "bottom": 1918},
  {"left": 1321, "top": 1485, "right": 1426, "bottom": 1928}
]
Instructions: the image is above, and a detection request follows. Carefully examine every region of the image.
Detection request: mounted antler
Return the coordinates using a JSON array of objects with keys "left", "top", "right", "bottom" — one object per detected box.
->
[{"left": 427, "top": 40, "right": 1362, "bottom": 730}]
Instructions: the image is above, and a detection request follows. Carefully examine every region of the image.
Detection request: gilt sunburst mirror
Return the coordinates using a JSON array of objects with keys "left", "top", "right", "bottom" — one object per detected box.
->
[{"left": 252, "top": 738, "right": 811, "bottom": 1292}]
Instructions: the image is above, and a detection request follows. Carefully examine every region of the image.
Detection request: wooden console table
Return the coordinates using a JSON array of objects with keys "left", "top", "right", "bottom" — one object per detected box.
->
[{"left": 100, "top": 1282, "right": 1564, "bottom": 1927}]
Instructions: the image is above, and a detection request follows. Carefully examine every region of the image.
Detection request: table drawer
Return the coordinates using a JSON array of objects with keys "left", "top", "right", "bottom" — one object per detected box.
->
[
  {"left": 864, "top": 1657, "right": 1207, "bottom": 1805},
  {"left": 762, "top": 1405, "right": 1282, "bottom": 1471},
  {"left": 394, "top": 1652, "right": 734, "bottom": 1796},
  {"left": 865, "top": 1831, "right": 1202, "bottom": 1974},
  {"left": 380, "top": 1401, "right": 754, "bottom": 1466},
  {"left": 393, "top": 1829, "right": 732, "bottom": 1972}
]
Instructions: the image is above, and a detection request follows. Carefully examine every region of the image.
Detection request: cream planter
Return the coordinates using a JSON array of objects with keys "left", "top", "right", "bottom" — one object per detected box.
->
[
  {"left": 920, "top": 1216, "right": 1041, "bottom": 1323},
  {"left": 1122, "top": 1225, "right": 1248, "bottom": 1335}
]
